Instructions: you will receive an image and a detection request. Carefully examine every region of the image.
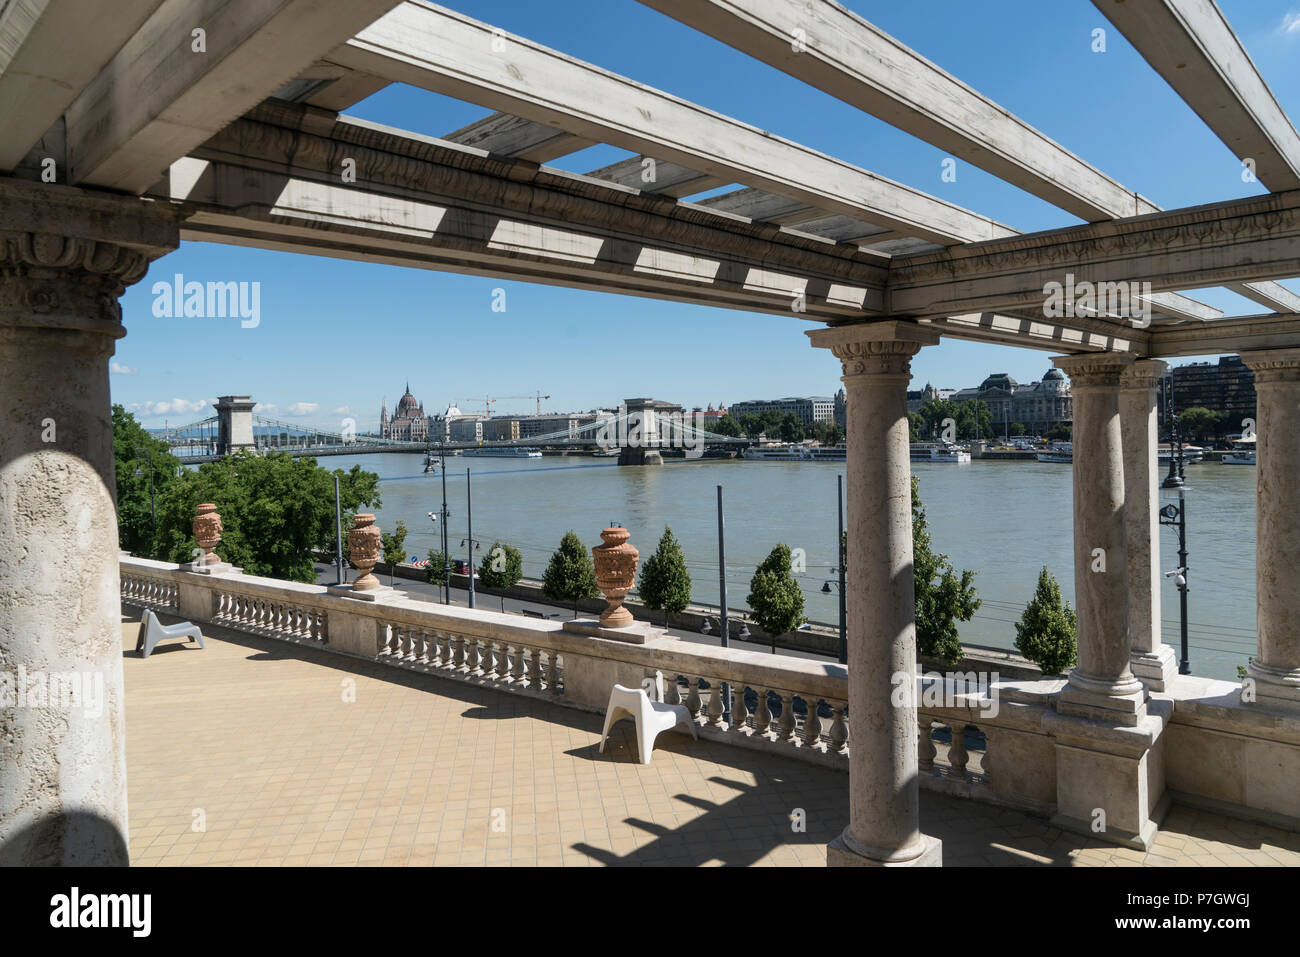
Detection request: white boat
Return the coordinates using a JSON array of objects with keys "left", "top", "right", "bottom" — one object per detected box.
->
[
  {"left": 1222, "top": 437, "right": 1256, "bottom": 465},
  {"left": 801, "top": 445, "right": 846, "bottom": 461},
  {"left": 910, "top": 443, "right": 972, "bottom": 464},
  {"left": 1036, "top": 442, "right": 1073, "bottom": 464},
  {"left": 742, "top": 444, "right": 808, "bottom": 460},
  {"left": 1158, "top": 444, "right": 1204, "bottom": 464},
  {"left": 463, "top": 446, "right": 542, "bottom": 458}
]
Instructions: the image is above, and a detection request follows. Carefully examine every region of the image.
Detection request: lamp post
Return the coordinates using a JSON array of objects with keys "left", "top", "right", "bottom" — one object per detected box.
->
[
  {"left": 439, "top": 444, "right": 451, "bottom": 603},
  {"left": 837, "top": 474, "right": 846, "bottom": 664},
  {"left": 1160, "top": 375, "right": 1191, "bottom": 675},
  {"left": 462, "top": 467, "right": 481, "bottom": 609},
  {"left": 334, "top": 474, "right": 344, "bottom": 585}
]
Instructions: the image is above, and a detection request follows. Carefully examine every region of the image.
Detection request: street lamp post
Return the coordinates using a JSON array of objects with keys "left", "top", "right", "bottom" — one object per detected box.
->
[
  {"left": 837, "top": 474, "right": 846, "bottom": 665},
  {"left": 333, "top": 474, "right": 344, "bottom": 585},
  {"left": 1160, "top": 375, "right": 1191, "bottom": 675},
  {"left": 439, "top": 444, "right": 451, "bottom": 603},
  {"left": 462, "top": 467, "right": 481, "bottom": 609}
]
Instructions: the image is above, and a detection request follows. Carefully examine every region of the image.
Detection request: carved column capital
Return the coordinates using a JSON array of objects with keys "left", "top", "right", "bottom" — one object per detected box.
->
[
  {"left": 1052, "top": 352, "right": 1135, "bottom": 390},
  {"left": 807, "top": 320, "right": 940, "bottom": 380},
  {"left": 1241, "top": 348, "right": 1300, "bottom": 384},
  {"left": 1119, "top": 359, "right": 1169, "bottom": 392}
]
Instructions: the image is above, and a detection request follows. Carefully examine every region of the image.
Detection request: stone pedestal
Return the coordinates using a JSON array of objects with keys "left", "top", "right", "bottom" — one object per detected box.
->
[
  {"left": 0, "top": 179, "right": 179, "bottom": 865},
  {"left": 562, "top": 618, "right": 661, "bottom": 645},
  {"left": 809, "top": 321, "right": 943, "bottom": 868},
  {"left": 327, "top": 582, "right": 404, "bottom": 602},
  {"left": 1240, "top": 349, "right": 1300, "bottom": 714},
  {"left": 1120, "top": 361, "right": 1178, "bottom": 692}
]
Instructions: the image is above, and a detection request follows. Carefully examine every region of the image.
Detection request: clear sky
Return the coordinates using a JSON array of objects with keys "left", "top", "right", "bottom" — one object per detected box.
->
[{"left": 112, "top": 0, "right": 1300, "bottom": 431}]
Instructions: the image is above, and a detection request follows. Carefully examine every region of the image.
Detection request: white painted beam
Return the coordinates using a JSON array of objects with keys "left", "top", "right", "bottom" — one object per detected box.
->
[
  {"left": 329, "top": 1, "right": 1015, "bottom": 246},
  {"left": 1226, "top": 280, "right": 1300, "bottom": 314},
  {"left": 584, "top": 156, "right": 729, "bottom": 197},
  {"left": 443, "top": 112, "right": 595, "bottom": 163},
  {"left": 64, "top": 0, "right": 400, "bottom": 192},
  {"left": 696, "top": 187, "right": 816, "bottom": 224},
  {"left": 1092, "top": 0, "right": 1300, "bottom": 192},
  {"left": 0, "top": 0, "right": 166, "bottom": 171}
]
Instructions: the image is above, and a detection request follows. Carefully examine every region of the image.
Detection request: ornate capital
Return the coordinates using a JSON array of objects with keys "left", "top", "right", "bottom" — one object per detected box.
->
[
  {"left": 1052, "top": 352, "right": 1135, "bottom": 390},
  {"left": 1120, "top": 359, "right": 1168, "bottom": 392},
  {"left": 1241, "top": 348, "right": 1300, "bottom": 385},
  {"left": 808, "top": 320, "right": 939, "bottom": 379}
]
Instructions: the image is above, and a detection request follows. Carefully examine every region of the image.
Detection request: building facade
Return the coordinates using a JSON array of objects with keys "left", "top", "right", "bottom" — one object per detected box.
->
[
  {"left": 379, "top": 382, "right": 429, "bottom": 442},
  {"left": 1162, "top": 355, "right": 1256, "bottom": 427},
  {"left": 943, "top": 369, "right": 1073, "bottom": 435},
  {"left": 730, "top": 396, "right": 835, "bottom": 425}
]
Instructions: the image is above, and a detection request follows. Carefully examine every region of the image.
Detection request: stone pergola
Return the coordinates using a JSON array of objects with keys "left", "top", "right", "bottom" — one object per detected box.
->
[{"left": 2, "top": 0, "right": 1299, "bottom": 865}]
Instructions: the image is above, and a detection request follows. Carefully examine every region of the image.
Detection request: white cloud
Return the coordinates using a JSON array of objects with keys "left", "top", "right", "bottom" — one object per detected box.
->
[
  {"left": 332, "top": 405, "right": 352, "bottom": 416},
  {"left": 286, "top": 402, "right": 320, "bottom": 416},
  {"left": 130, "top": 397, "right": 214, "bottom": 417},
  {"left": 1280, "top": 10, "right": 1300, "bottom": 34},
  {"left": 110, "top": 362, "right": 137, "bottom": 375}
]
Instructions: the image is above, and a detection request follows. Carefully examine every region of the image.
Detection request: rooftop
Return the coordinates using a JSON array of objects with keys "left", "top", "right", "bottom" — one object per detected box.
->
[{"left": 120, "top": 607, "right": 1300, "bottom": 867}]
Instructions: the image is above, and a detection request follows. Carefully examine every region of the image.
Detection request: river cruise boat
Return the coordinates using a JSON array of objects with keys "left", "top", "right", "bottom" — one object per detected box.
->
[
  {"left": 463, "top": 446, "right": 542, "bottom": 458},
  {"left": 1036, "top": 442, "right": 1073, "bottom": 463},
  {"left": 742, "top": 443, "right": 808, "bottom": 460},
  {"left": 1158, "top": 443, "right": 1205, "bottom": 464},
  {"left": 801, "top": 445, "right": 847, "bottom": 461},
  {"left": 910, "top": 442, "right": 972, "bottom": 463},
  {"left": 1222, "top": 436, "right": 1256, "bottom": 465}
]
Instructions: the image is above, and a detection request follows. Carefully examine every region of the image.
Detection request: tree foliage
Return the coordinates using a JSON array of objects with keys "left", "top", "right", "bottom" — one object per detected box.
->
[
  {"left": 638, "top": 526, "right": 693, "bottom": 626},
  {"left": 381, "top": 520, "right": 408, "bottom": 585},
  {"left": 1014, "top": 566, "right": 1078, "bottom": 676},
  {"left": 811, "top": 420, "right": 845, "bottom": 446},
  {"left": 112, "top": 404, "right": 183, "bottom": 558},
  {"left": 153, "top": 450, "right": 380, "bottom": 583},
  {"left": 915, "top": 399, "right": 991, "bottom": 441},
  {"left": 1175, "top": 406, "right": 1227, "bottom": 442},
  {"left": 746, "top": 544, "right": 807, "bottom": 640},
  {"left": 479, "top": 541, "right": 524, "bottom": 590},
  {"left": 425, "top": 548, "right": 448, "bottom": 585},
  {"left": 710, "top": 414, "right": 742, "bottom": 438},
  {"left": 912, "top": 477, "right": 981, "bottom": 665},
  {"left": 542, "top": 530, "right": 600, "bottom": 615}
]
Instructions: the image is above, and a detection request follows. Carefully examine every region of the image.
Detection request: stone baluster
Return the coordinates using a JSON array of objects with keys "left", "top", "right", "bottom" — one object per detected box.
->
[
  {"left": 706, "top": 681, "right": 724, "bottom": 726},
  {"left": 685, "top": 678, "right": 702, "bottom": 720},
  {"left": 829, "top": 701, "right": 849, "bottom": 755},
  {"left": 754, "top": 688, "right": 772, "bottom": 736},
  {"left": 918, "top": 717, "right": 936, "bottom": 772},
  {"left": 496, "top": 643, "right": 512, "bottom": 682},
  {"left": 948, "top": 724, "right": 969, "bottom": 781},
  {"left": 510, "top": 646, "right": 526, "bottom": 685},
  {"left": 802, "top": 697, "right": 824, "bottom": 750},
  {"left": 546, "top": 651, "right": 560, "bottom": 692},
  {"left": 663, "top": 675, "right": 681, "bottom": 705},
  {"left": 777, "top": 692, "right": 797, "bottom": 743},
  {"left": 730, "top": 684, "right": 749, "bottom": 733}
]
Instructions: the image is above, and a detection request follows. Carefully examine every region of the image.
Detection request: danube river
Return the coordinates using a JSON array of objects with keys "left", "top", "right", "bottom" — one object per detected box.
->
[{"left": 324, "top": 452, "right": 1257, "bottom": 682}]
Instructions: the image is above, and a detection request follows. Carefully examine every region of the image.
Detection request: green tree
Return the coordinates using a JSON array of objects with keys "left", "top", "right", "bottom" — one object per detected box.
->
[
  {"left": 479, "top": 541, "right": 523, "bottom": 611},
  {"left": 542, "top": 530, "right": 600, "bottom": 617},
  {"left": 425, "top": 548, "right": 448, "bottom": 585},
  {"left": 1176, "top": 406, "right": 1226, "bottom": 442},
  {"left": 746, "top": 544, "right": 807, "bottom": 643},
  {"left": 778, "top": 412, "right": 805, "bottom": 443},
  {"left": 153, "top": 450, "right": 380, "bottom": 582},
  {"left": 711, "top": 415, "right": 742, "bottom": 438},
  {"left": 912, "top": 476, "right": 981, "bottom": 665},
  {"left": 1014, "top": 566, "right": 1078, "bottom": 676},
  {"left": 639, "top": 526, "right": 693, "bottom": 626},
  {"left": 955, "top": 400, "right": 992, "bottom": 441},
  {"left": 738, "top": 412, "right": 765, "bottom": 438},
  {"left": 1009, "top": 422, "right": 1027, "bottom": 437},
  {"left": 907, "top": 411, "right": 922, "bottom": 443},
  {"left": 1047, "top": 423, "right": 1072, "bottom": 442},
  {"left": 112, "top": 404, "right": 183, "bottom": 558},
  {"left": 381, "top": 519, "right": 408, "bottom": 586},
  {"left": 812, "top": 421, "right": 845, "bottom": 446}
]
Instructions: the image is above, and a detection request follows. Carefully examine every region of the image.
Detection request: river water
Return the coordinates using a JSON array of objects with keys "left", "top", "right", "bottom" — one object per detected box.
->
[{"left": 325, "top": 452, "right": 1257, "bottom": 681}]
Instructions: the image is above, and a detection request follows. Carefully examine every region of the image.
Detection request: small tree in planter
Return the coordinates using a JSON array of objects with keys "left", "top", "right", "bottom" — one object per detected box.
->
[
  {"left": 639, "top": 525, "right": 692, "bottom": 627},
  {"left": 425, "top": 548, "right": 447, "bottom": 586},
  {"left": 542, "top": 530, "right": 600, "bottom": 618},
  {"left": 912, "top": 477, "right": 980, "bottom": 666},
  {"left": 479, "top": 541, "right": 524, "bottom": 612},
  {"left": 381, "top": 520, "right": 408, "bottom": 586},
  {"left": 1014, "top": 566, "right": 1078, "bottom": 676},
  {"left": 746, "top": 544, "right": 806, "bottom": 649}
]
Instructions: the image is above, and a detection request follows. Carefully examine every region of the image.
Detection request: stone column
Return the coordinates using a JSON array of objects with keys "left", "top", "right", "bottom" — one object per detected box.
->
[
  {"left": 1239, "top": 349, "right": 1300, "bottom": 713},
  {"left": 0, "top": 180, "right": 179, "bottom": 864},
  {"left": 1120, "top": 360, "right": 1177, "bottom": 691},
  {"left": 1052, "top": 353, "right": 1146, "bottom": 721},
  {"left": 1047, "top": 353, "right": 1168, "bottom": 851},
  {"left": 809, "top": 320, "right": 942, "bottom": 867}
]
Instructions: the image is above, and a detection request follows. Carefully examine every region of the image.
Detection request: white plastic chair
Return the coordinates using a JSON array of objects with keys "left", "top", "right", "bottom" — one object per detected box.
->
[
  {"left": 599, "top": 684, "right": 697, "bottom": 765},
  {"left": 135, "top": 608, "right": 204, "bottom": 659}
]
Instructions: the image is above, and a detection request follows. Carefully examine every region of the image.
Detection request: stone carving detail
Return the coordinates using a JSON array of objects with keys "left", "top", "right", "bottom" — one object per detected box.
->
[
  {"left": 193, "top": 503, "right": 224, "bottom": 566},
  {"left": 1241, "top": 350, "right": 1300, "bottom": 383},
  {"left": 1120, "top": 360, "right": 1168, "bottom": 392},
  {"left": 592, "top": 526, "right": 639, "bottom": 627},
  {"left": 1052, "top": 353, "right": 1133, "bottom": 389},
  {"left": 830, "top": 338, "right": 923, "bottom": 378},
  {"left": 348, "top": 514, "right": 383, "bottom": 591}
]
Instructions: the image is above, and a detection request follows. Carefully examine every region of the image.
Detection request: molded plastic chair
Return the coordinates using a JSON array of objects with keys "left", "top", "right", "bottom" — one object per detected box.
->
[
  {"left": 136, "top": 608, "right": 205, "bottom": 659},
  {"left": 599, "top": 684, "right": 697, "bottom": 765}
]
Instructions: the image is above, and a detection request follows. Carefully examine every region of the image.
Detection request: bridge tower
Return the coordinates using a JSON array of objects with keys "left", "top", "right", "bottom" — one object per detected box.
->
[
  {"left": 214, "top": 395, "right": 257, "bottom": 456},
  {"left": 617, "top": 397, "right": 678, "bottom": 466}
]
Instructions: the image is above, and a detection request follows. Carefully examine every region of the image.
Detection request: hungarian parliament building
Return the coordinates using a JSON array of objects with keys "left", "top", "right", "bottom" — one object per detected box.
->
[{"left": 378, "top": 383, "right": 430, "bottom": 442}]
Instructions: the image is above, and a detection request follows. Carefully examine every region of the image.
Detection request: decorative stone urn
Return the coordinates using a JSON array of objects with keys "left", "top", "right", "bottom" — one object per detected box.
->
[
  {"left": 592, "top": 526, "right": 639, "bottom": 628},
  {"left": 193, "top": 503, "right": 223, "bottom": 566},
  {"left": 348, "top": 513, "right": 383, "bottom": 591}
]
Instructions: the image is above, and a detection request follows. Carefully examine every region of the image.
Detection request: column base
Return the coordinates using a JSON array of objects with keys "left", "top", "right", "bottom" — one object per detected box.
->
[
  {"left": 826, "top": 828, "right": 943, "bottom": 867},
  {"left": 1058, "top": 681, "right": 1148, "bottom": 727},
  {"left": 1245, "top": 660, "right": 1300, "bottom": 714},
  {"left": 1130, "top": 644, "right": 1178, "bottom": 693}
]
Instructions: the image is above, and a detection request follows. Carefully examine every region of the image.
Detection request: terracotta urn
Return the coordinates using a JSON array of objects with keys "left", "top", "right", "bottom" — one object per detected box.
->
[
  {"left": 348, "top": 513, "right": 383, "bottom": 591},
  {"left": 193, "top": 503, "right": 223, "bottom": 566},
  {"left": 592, "top": 526, "right": 639, "bottom": 627}
]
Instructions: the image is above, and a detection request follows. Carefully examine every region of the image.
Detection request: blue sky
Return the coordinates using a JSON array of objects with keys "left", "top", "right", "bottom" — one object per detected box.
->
[{"left": 113, "top": 0, "right": 1300, "bottom": 431}]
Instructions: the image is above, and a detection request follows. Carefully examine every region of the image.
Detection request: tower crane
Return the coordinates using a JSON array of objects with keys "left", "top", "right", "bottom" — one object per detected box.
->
[{"left": 458, "top": 392, "right": 552, "bottom": 416}]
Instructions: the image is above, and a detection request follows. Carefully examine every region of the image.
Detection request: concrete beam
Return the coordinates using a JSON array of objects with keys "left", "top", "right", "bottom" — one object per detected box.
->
[
  {"left": 695, "top": 187, "right": 816, "bottom": 224},
  {"left": 329, "top": 1, "right": 1015, "bottom": 246},
  {"left": 271, "top": 60, "right": 390, "bottom": 111},
  {"left": 1151, "top": 313, "right": 1300, "bottom": 357},
  {"left": 583, "top": 156, "right": 729, "bottom": 197},
  {"left": 64, "top": 0, "right": 400, "bottom": 192},
  {"left": 153, "top": 101, "right": 890, "bottom": 323},
  {"left": 0, "top": 0, "right": 165, "bottom": 172},
  {"left": 443, "top": 112, "right": 596, "bottom": 163},
  {"left": 888, "top": 189, "right": 1300, "bottom": 319},
  {"left": 1092, "top": 0, "right": 1300, "bottom": 192},
  {"left": 1227, "top": 280, "right": 1300, "bottom": 314},
  {"left": 922, "top": 313, "right": 1146, "bottom": 355}
]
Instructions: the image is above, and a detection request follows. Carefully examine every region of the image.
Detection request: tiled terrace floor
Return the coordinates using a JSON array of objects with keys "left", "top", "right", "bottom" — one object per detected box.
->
[{"left": 121, "top": 607, "right": 1300, "bottom": 866}]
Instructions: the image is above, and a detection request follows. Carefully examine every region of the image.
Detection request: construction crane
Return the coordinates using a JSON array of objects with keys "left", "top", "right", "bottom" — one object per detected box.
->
[{"left": 458, "top": 392, "right": 551, "bottom": 417}]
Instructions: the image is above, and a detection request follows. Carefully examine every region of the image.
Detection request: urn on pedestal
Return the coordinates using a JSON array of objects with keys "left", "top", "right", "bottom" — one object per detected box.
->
[
  {"left": 348, "top": 513, "right": 383, "bottom": 591},
  {"left": 193, "top": 503, "right": 223, "bottom": 566},
  {"left": 592, "top": 526, "right": 639, "bottom": 627}
]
